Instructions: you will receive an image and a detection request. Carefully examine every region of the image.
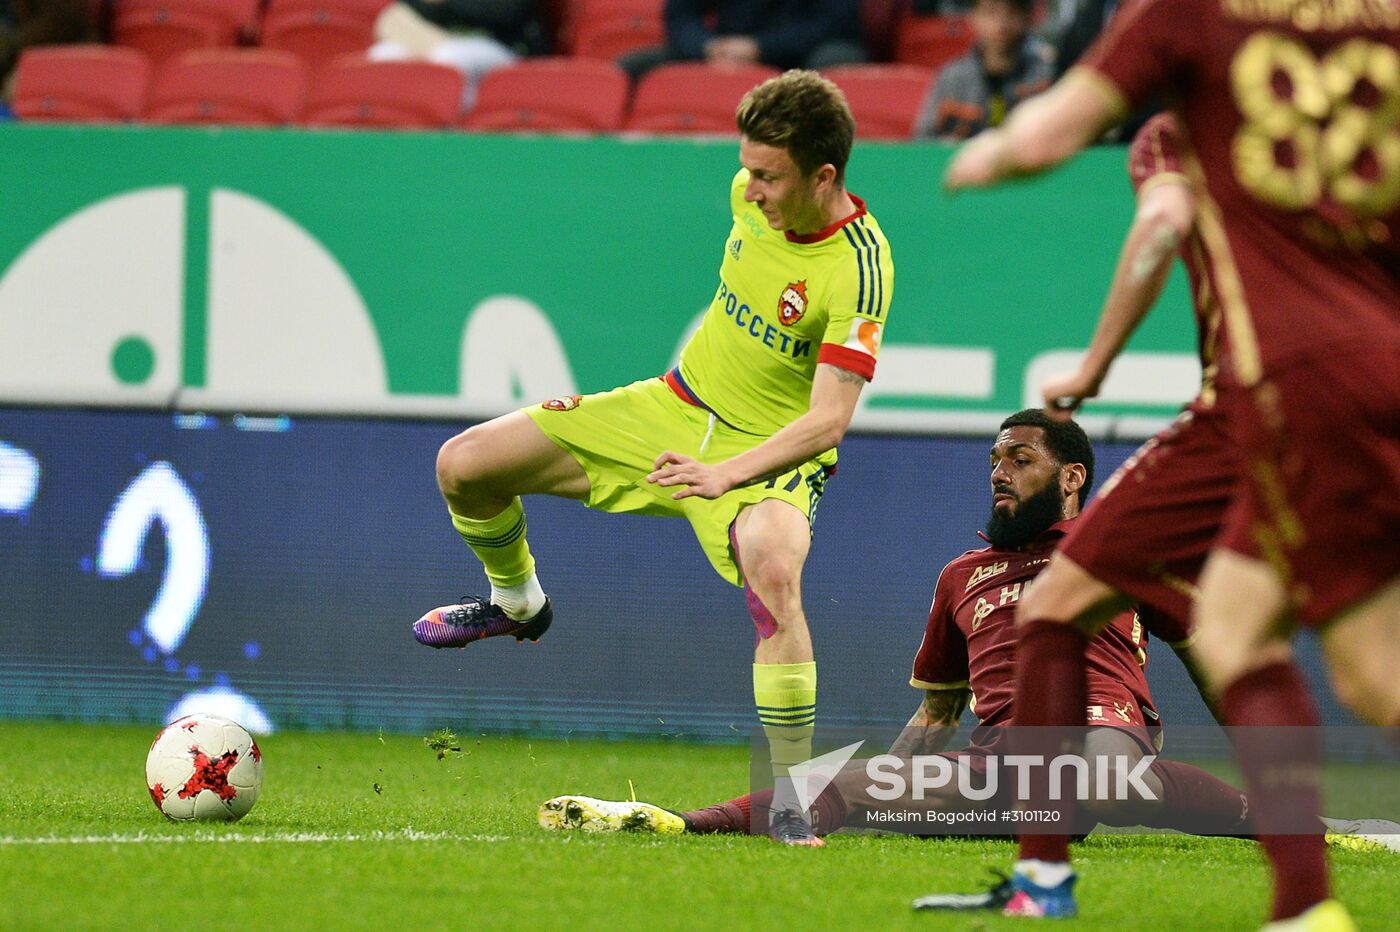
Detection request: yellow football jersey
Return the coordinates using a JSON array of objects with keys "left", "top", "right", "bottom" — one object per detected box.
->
[{"left": 674, "top": 169, "right": 894, "bottom": 438}]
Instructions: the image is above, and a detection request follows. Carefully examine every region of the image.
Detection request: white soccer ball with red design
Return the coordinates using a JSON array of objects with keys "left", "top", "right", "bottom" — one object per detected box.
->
[{"left": 145, "top": 713, "right": 263, "bottom": 821}]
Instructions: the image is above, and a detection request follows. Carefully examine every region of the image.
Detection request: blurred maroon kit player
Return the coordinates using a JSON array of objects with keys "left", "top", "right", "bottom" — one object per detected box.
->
[
  {"left": 936, "top": 0, "right": 1400, "bottom": 924},
  {"left": 1081, "top": 3, "right": 1400, "bottom": 630},
  {"left": 1055, "top": 112, "right": 1234, "bottom": 652}
]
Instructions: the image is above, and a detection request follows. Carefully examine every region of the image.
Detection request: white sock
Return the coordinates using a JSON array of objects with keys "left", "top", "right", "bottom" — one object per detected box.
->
[
  {"left": 490, "top": 574, "right": 546, "bottom": 620},
  {"left": 1015, "top": 859, "right": 1073, "bottom": 888}
]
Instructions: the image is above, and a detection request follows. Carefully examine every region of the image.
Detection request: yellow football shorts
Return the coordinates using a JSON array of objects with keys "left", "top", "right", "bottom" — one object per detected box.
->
[{"left": 524, "top": 377, "right": 833, "bottom": 587}]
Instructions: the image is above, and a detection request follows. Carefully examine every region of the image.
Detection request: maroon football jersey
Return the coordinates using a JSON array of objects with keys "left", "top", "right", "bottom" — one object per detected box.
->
[
  {"left": 1084, "top": 1, "right": 1400, "bottom": 387},
  {"left": 1128, "top": 113, "right": 1226, "bottom": 404},
  {"left": 910, "top": 520, "right": 1157, "bottom": 728}
]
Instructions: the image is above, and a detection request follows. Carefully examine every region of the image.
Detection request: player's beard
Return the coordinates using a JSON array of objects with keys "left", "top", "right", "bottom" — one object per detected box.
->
[{"left": 984, "top": 477, "right": 1065, "bottom": 550}]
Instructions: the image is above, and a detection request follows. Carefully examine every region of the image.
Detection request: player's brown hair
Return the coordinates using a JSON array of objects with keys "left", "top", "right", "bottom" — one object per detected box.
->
[{"left": 736, "top": 70, "right": 856, "bottom": 184}]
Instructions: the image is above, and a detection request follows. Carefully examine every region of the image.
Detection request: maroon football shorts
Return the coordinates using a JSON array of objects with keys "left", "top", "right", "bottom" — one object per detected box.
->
[
  {"left": 1058, "top": 406, "right": 1235, "bottom": 645},
  {"left": 1086, "top": 685, "right": 1163, "bottom": 754},
  {"left": 1217, "top": 344, "right": 1400, "bottom": 626}
]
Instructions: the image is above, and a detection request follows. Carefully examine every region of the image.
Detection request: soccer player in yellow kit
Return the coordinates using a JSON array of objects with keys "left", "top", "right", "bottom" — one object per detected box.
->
[{"left": 412, "top": 70, "right": 894, "bottom": 845}]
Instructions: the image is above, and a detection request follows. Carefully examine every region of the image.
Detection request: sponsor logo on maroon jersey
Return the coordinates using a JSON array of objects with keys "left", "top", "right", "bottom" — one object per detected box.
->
[{"left": 965, "top": 561, "right": 1009, "bottom": 591}]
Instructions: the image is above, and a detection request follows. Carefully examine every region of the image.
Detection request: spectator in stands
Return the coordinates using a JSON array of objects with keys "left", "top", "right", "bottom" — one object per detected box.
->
[
  {"left": 369, "top": 0, "right": 543, "bottom": 105},
  {"left": 1051, "top": 0, "right": 1113, "bottom": 78},
  {"left": 619, "top": 0, "right": 866, "bottom": 80},
  {"left": 914, "top": 0, "right": 1051, "bottom": 140},
  {"left": 0, "top": 0, "right": 92, "bottom": 94}
]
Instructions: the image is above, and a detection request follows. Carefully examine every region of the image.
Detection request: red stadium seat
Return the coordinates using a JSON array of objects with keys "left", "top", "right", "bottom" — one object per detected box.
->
[
  {"left": 11, "top": 45, "right": 152, "bottom": 122},
  {"left": 568, "top": 0, "right": 663, "bottom": 60},
  {"left": 305, "top": 58, "right": 463, "bottom": 128},
  {"left": 893, "top": 13, "right": 974, "bottom": 71},
  {"left": 261, "top": 0, "right": 392, "bottom": 65},
  {"left": 824, "top": 64, "right": 932, "bottom": 141},
  {"left": 464, "top": 58, "right": 629, "bottom": 132},
  {"left": 111, "top": 0, "right": 260, "bottom": 65},
  {"left": 624, "top": 63, "right": 779, "bottom": 135},
  {"left": 146, "top": 48, "right": 308, "bottom": 126}
]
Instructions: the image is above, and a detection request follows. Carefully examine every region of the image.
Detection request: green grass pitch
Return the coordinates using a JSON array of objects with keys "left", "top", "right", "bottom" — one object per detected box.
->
[{"left": 1, "top": 721, "right": 1394, "bottom": 930}]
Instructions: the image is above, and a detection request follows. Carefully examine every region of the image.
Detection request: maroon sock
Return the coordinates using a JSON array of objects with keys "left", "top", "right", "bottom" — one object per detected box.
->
[
  {"left": 1220, "top": 662, "right": 1328, "bottom": 921},
  {"left": 682, "top": 794, "right": 754, "bottom": 834},
  {"left": 1014, "top": 620, "right": 1087, "bottom": 864},
  {"left": 682, "top": 782, "right": 849, "bottom": 837},
  {"left": 809, "top": 780, "right": 849, "bottom": 835},
  {"left": 1142, "top": 760, "right": 1253, "bottom": 836}
]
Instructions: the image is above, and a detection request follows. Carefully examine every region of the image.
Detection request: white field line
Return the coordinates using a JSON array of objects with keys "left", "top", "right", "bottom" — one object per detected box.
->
[{"left": 0, "top": 829, "right": 510, "bottom": 846}]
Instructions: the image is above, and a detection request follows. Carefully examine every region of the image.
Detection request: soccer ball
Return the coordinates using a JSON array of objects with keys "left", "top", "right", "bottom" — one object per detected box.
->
[{"left": 145, "top": 713, "right": 263, "bottom": 821}]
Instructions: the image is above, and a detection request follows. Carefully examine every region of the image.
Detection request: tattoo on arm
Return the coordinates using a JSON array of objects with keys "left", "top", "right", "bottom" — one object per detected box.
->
[
  {"left": 889, "top": 689, "right": 970, "bottom": 758},
  {"left": 1128, "top": 222, "right": 1180, "bottom": 285},
  {"left": 922, "top": 688, "right": 970, "bottom": 726},
  {"left": 833, "top": 367, "right": 866, "bottom": 384}
]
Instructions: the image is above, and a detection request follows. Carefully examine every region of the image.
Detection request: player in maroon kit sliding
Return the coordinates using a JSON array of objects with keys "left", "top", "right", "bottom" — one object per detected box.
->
[
  {"left": 540, "top": 410, "right": 1257, "bottom": 844},
  {"left": 937, "top": 3, "right": 1400, "bottom": 926}
]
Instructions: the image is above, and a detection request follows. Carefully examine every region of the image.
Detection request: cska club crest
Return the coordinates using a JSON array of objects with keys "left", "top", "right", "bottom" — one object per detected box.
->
[
  {"left": 541, "top": 395, "right": 582, "bottom": 411},
  {"left": 777, "top": 281, "right": 808, "bottom": 326}
]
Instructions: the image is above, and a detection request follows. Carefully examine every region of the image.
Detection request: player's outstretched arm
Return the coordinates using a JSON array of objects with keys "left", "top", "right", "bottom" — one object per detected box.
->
[
  {"left": 943, "top": 70, "right": 1123, "bottom": 190},
  {"left": 889, "top": 689, "right": 970, "bottom": 759},
  {"left": 1043, "top": 178, "right": 1196, "bottom": 419},
  {"left": 648, "top": 363, "right": 864, "bottom": 500}
]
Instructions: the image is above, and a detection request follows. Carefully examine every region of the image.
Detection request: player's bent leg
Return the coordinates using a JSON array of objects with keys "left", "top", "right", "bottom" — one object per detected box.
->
[
  {"left": 1195, "top": 549, "right": 1332, "bottom": 924},
  {"left": 436, "top": 410, "right": 590, "bottom": 517},
  {"left": 1191, "top": 550, "right": 1294, "bottom": 691},
  {"left": 1008, "top": 553, "right": 1121, "bottom": 882},
  {"left": 416, "top": 412, "right": 591, "bottom": 647},
  {"left": 733, "top": 499, "right": 822, "bottom": 846},
  {"left": 1078, "top": 728, "right": 1162, "bottom": 827},
  {"left": 1320, "top": 576, "right": 1400, "bottom": 728},
  {"left": 733, "top": 499, "right": 813, "bottom": 662}
]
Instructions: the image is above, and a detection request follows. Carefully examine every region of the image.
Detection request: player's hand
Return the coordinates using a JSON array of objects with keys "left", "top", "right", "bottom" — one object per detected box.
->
[
  {"left": 647, "top": 451, "right": 735, "bottom": 501},
  {"left": 943, "top": 129, "right": 1010, "bottom": 190},
  {"left": 1040, "top": 370, "right": 1102, "bottom": 421}
]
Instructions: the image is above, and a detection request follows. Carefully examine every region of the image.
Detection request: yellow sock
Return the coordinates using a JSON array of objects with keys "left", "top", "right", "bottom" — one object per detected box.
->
[
  {"left": 754, "top": 661, "right": 817, "bottom": 781},
  {"left": 450, "top": 498, "right": 536, "bottom": 588}
]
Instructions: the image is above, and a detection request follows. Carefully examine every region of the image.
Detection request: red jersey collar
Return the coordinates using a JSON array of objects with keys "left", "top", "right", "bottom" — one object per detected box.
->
[
  {"left": 785, "top": 193, "right": 867, "bottom": 244},
  {"left": 976, "top": 517, "right": 1078, "bottom": 549}
]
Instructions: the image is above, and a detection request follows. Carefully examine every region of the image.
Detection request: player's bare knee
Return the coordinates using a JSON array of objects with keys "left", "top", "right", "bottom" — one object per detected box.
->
[
  {"left": 1196, "top": 624, "right": 1291, "bottom": 692},
  {"left": 1329, "top": 661, "right": 1400, "bottom": 727},
  {"left": 743, "top": 551, "right": 802, "bottom": 607},
  {"left": 435, "top": 428, "right": 495, "bottom": 500}
]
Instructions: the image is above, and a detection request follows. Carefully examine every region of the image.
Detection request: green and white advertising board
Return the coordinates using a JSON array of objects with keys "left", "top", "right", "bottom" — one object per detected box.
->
[{"left": 0, "top": 125, "right": 1199, "bottom": 437}]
